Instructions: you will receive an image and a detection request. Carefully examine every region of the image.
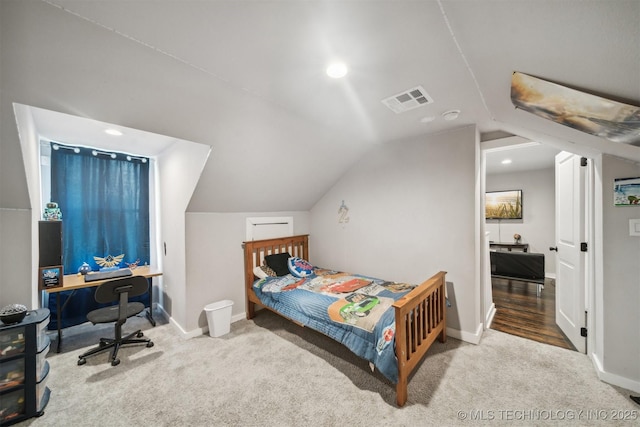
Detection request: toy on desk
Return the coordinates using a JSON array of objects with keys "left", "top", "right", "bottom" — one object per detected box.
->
[
  {"left": 77, "top": 262, "right": 92, "bottom": 275},
  {"left": 125, "top": 259, "right": 140, "bottom": 270},
  {"left": 93, "top": 254, "right": 125, "bottom": 268}
]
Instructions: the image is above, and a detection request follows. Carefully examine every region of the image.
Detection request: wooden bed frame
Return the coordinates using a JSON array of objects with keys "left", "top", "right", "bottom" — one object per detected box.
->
[{"left": 243, "top": 234, "right": 447, "bottom": 407}]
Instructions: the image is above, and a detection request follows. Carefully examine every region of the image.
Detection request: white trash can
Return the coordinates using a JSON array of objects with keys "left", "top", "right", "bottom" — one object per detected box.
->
[{"left": 204, "top": 300, "right": 234, "bottom": 337}]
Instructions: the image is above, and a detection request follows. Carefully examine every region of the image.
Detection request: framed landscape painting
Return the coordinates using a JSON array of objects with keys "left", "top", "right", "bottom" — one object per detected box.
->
[{"left": 486, "top": 190, "right": 523, "bottom": 219}]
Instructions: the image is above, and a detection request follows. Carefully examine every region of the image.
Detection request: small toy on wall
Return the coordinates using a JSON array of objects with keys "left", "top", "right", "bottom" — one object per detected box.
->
[{"left": 338, "top": 200, "right": 350, "bottom": 224}]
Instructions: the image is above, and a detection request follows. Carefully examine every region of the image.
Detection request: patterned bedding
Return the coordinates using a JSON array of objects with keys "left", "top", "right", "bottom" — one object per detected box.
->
[{"left": 253, "top": 268, "right": 417, "bottom": 383}]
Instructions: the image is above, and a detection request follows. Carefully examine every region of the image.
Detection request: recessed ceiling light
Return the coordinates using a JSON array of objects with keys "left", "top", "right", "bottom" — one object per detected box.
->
[
  {"left": 104, "top": 128, "right": 123, "bottom": 136},
  {"left": 326, "top": 62, "right": 348, "bottom": 78},
  {"left": 420, "top": 116, "right": 435, "bottom": 123},
  {"left": 442, "top": 110, "right": 460, "bottom": 121},
  {"left": 501, "top": 159, "right": 512, "bottom": 165}
]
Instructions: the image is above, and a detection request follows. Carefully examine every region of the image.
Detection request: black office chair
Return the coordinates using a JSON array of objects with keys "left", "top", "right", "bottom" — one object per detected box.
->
[{"left": 77, "top": 276, "right": 154, "bottom": 366}]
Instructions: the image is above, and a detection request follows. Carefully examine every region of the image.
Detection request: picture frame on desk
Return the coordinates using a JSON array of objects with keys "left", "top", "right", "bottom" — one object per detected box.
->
[{"left": 38, "top": 265, "right": 63, "bottom": 290}]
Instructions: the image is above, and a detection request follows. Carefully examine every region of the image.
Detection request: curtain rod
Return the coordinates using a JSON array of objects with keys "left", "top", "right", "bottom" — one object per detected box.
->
[{"left": 51, "top": 142, "right": 148, "bottom": 163}]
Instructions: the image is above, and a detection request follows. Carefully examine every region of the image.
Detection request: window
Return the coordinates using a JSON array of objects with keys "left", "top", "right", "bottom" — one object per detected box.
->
[{"left": 46, "top": 142, "right": 150, "bottom": 328}]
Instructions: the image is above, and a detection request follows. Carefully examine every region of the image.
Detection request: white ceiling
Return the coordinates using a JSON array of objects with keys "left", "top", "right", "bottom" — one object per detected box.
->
[
  {"left": 31, "top": 106, "right": 178, "bottom": 157},
  {"left": 5, "top": 0, "right": 639, "bottom": 211},
  {"left": 485, "top": 143, "right": 561, "bottom": 175}
]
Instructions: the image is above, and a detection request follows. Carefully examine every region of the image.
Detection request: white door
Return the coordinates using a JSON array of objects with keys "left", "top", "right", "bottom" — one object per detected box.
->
[{"left": 555, "top": 152, "right": 586, "bottom": 353}]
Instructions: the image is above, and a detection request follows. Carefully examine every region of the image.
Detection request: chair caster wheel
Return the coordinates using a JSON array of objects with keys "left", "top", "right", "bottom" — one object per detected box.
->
[
  {"left": 147, "top": 341, "right": 154, "bottom": 348},
  {"left": 137, "top": 331, "right": 144, "bottom": 338},
  {"left": 111, "top": 358, "right": 120, "bottom": 366},
  {"left": 78, "top": 358, "right": 86, "bottom": 366}
]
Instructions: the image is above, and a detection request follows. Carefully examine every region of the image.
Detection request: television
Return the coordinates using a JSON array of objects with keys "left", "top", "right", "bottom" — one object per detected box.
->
[{"left": 485, "top": 190, "right": 523, "bottom": 219}]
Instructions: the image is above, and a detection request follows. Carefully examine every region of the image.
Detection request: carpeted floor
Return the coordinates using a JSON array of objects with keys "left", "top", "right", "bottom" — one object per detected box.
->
[{"left": 19, "top": 310, "right": 638, "bottom": 426}]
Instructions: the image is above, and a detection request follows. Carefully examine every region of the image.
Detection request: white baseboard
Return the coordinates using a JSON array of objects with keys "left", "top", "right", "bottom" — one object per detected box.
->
[
  {"left": 485, "top": 302, "right": 496, "bottom": 329},
  {"left": 169, "top": 310, "right": 248, "bottom": 339},
  {"left": 231, "top": 312, "right": 246, "bottom": 323},
  {"left": 447, "top": 323, "right": 483, "bottom": 345},
  {"left": 154, "top": 303, "right": 206, "bottom": 339},
  {"left": 178, "top": 321, "right": 206, "bottom": 339},
  {"left": 153, "top": 303, "right": 168, "bottom": 323},
  {"left": 591, "top": 353, "right": 640, "bottom": 394}
]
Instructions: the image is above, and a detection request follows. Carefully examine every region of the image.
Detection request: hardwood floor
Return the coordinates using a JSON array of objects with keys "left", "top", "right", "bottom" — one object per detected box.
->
[{"left": 490, "top": 277, "right": 577, "bottom": 351}]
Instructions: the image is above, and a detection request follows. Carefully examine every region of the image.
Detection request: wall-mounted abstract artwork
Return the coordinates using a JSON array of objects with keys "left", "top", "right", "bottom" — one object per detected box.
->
[
  {"left": 614, "top": 177, "right": 640, "bottom": 206},
  {"left": 511, "top": 72, "right": 640, "bottom": 145}
]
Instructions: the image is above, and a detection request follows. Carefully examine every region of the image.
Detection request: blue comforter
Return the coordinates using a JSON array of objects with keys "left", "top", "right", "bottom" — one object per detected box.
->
[{"left": 253, "top": 269, "right": 417, "bottom": 383}]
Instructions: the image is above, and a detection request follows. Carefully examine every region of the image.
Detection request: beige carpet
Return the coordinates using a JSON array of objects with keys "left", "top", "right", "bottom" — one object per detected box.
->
[{"left": 22, "top": 310, "right": 637, "bottom": 426}]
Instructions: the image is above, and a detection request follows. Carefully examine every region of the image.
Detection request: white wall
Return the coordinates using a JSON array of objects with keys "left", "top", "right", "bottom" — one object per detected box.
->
[
  {"left": 0, "top": 209, "right": 32, "bottom": 307},
  {"left": 310, "top": 126, "right": 481, "bottom": 341},
  {"left": 599, "top": 155, "right": 640, "bottom": 391},
  {"left": 185, "top": 211, "right": 310, "bottom": 333},
  {"left": 155, "top": 141, "right": 211, "bottom": 330},
  {"left": 486, "top": 168, "right": 556, "bottom": 276},
  {"left": 4, "top": 104, "right": 43, "bottom": 309}
]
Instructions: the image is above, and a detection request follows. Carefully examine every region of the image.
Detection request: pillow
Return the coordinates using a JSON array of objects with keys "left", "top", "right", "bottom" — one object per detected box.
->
[
  {"left": 263, "top": 252, "right": 291, "bottom": 276},
  {"left": 288, "top": 257, "right": 314, "bottom": 278},
  {"left": 260, "top": 265, "right": 277, "bottom": 277},
  {"left": 253, "top": 265, "right": 276, "bottom": 279}
]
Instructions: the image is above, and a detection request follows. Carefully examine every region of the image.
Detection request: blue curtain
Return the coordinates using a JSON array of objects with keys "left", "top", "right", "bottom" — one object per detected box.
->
[{"left": 48, "top": 143, "right": 150, "bottom": 329}]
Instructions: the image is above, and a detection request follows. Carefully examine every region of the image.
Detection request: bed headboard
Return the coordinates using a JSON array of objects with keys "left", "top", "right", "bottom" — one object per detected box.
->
[{"left": 243, "top": 234, "right": 309, "bottom": 293}]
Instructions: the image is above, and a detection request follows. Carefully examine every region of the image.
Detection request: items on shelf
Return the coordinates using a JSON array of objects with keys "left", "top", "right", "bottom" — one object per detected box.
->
[
  {"left": 42, "top": 202, "right": 62, "bottom": 221},
  {"left": 0, "top": 309, "right": 51, "bottom": 425}
]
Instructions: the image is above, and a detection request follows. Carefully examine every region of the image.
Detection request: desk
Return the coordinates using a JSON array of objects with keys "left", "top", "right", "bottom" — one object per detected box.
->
[
  {"left": 489, "top": 242, "right": 529, "bottom": 252},
  {"left": 44, "top": 265, "right": 162, "bottom": 352}
]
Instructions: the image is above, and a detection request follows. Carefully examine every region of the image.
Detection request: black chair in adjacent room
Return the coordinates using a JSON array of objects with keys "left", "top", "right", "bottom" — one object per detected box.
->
[{"left": 78, "top": 276, "right": 154, "bottom": 366}]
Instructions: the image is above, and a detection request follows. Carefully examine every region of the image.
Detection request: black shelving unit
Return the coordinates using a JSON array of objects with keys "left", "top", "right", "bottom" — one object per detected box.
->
[{"left": 0, "top": 309, "right": 51, "bottom": 426}]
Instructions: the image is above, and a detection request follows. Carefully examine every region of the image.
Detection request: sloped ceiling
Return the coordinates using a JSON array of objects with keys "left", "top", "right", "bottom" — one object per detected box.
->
[{"left": 2, "top": 0, "right": 638, "bottom": 212}]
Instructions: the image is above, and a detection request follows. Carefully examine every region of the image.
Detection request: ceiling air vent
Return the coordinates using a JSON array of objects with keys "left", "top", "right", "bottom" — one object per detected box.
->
[{"left": 381, "top": 86, "right": 434, "bottom": 113}]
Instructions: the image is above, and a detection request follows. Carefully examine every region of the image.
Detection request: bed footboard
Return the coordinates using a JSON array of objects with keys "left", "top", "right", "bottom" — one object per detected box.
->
[{"left": 393, "top": 271, "right": 447, "bottom": 407}]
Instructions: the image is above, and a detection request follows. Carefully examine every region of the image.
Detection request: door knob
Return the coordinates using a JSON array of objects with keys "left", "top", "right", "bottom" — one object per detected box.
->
[{"left": 549, "top": 246, "right": 558, "bottom": 251}]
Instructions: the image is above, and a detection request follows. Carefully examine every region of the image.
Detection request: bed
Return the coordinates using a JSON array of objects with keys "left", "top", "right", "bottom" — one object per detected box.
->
[{"left": 243, "top": 234, "right": 446, "bottom": 407}]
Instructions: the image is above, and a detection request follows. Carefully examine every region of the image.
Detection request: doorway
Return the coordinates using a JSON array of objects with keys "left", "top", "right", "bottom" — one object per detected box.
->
[{"left": 481, "top": 137, "right": 591, "bottom": 352}]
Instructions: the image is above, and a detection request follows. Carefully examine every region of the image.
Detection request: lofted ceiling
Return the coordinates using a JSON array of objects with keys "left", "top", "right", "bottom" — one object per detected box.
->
[{"left": 4, "top": 0, "right": 639, "bottom": 211}]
